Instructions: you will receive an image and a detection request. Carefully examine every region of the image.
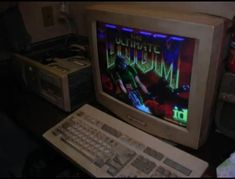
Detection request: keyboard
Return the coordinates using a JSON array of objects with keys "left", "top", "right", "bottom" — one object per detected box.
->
[{"left": 43, "top": 104, "right": 208, "bottom": 177}]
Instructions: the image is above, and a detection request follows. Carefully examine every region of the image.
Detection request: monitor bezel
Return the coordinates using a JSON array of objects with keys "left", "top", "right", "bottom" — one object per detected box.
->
[{"left": 87, "top": 5, "right": 226, "bottom": 149}]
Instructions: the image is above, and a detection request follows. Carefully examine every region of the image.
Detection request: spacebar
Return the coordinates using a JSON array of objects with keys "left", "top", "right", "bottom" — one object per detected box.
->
[{"left": 61, "top": 138, "right": 96, "bottom": 162}]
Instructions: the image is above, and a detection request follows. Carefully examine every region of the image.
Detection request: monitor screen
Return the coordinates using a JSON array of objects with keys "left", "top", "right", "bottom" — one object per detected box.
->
[{"left": 96, "top": 21, "right": 196, "bottom": 128}]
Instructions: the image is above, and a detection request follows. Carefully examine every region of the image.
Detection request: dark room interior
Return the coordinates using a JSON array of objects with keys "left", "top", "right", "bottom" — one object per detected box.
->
[{"left": 0, "top": 1, "right": 235, "bottom": 178}]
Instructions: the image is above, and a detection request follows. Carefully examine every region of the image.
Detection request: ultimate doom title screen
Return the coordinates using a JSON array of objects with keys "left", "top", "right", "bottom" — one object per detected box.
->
[{"left": 96, "top": 21, "right": 196, "bottom": 127}]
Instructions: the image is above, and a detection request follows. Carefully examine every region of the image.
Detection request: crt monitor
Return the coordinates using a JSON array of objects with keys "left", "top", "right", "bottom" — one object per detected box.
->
[{"left": 86, "top": 5, "right": 230, "bottom": 149}]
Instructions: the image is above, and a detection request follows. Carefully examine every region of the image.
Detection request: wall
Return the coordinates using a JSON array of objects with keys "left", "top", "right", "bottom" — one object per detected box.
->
[
  {"left": 0, "top": 2, "right": 17, "bottom": 13},
  {"left": 19, "top": 2, "right": 69, "bottom": 43},
  {"left": 18, "top": 2, "right": 235, "bottom": 42}
]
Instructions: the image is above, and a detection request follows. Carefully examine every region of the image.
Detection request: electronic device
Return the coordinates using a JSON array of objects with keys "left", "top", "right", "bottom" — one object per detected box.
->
[
  {"left": 86, "top": 5, "right": 232, "bottom": 149},
  {"left": 13, "top": 53, "right": 92, "bottom": 112},
  {"left": 215, "top": 72, "right": 235, "bottom": 139},
  {"left": 43, "top": 104, "right": 208, "bottom": 177}
]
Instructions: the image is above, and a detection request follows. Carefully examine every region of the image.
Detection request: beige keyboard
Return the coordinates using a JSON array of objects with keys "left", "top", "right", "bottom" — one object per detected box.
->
[{"left": 43, "top": 104, "right": 208, "bottom": 177}]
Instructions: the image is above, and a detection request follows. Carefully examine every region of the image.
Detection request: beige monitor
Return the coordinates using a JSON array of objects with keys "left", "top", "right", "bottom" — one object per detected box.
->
[{"left": 86, "top": 4, "right": 230, "bottom": 149}]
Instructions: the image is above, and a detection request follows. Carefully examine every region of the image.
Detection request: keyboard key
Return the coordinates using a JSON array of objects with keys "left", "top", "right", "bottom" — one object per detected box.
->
[
  {"left": 156, "top": 166, "right": 165, "bottom": 174},
  {"left": 163, "top": 158, "right": 192, "bottom": 176},
  {"left": 144, "top": 147, "right": 164, "bottom": 161},
  {"left": 94, "top": 158, "right": 106, "bottom": 168},
  {"left": 108, "top": 160, "right": 123, "bottom": 170},
  {"left": 131, "top": 155, "right": 156, "bottom": 175},
  {"left": 151, "top": 166, "right": 175, "bottom": 177},
  {"left": 101, "top": 124, "right": 122, "bottom": 138},
  {"left": 107, "top": 166, "right": 119, "bottom": 176},
  {"left": 169, "top": 173, "right": 178, "bottom": 177},
  {"left": 114, "top": 144, "right": 136, "bottom": 165}
]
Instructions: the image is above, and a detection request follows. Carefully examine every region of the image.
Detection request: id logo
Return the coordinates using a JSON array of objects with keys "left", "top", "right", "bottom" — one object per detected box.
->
[{"left": 172, "top": 106, "right": 188, "bottom": 124}]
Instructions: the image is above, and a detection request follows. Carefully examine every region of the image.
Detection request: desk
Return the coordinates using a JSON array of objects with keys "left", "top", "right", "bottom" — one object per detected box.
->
[{"left": 13, "top": 90, "right": 235, "bottom": 177}]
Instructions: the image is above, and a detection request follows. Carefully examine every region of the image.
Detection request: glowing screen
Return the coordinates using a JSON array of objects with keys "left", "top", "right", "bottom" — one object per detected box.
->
[{"left": 96, "top": 21, "right": 196, "bottom": 127}]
